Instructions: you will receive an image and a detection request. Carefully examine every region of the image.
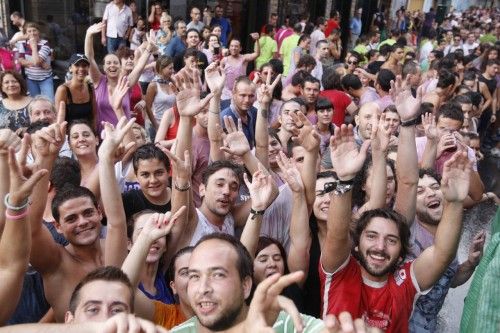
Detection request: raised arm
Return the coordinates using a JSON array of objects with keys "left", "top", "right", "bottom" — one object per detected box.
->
[
  {"left": 0, "top": 142, "right": 47, "bottom": 324},
  {"left": 128, "top": 30, "right": 158, "bottom": 87},
  {"left": 99, "top": 117, "right": 136, "bottom": 267},
  {"left": 254, "top": 74, "right": 282, "bottom": 168},
  {"left": 419, "top": 112, "right": 439, "bottom": 169},
  {"left": 243, "top": 33, "right": 261, "bottom": 62},
  {"left": 413, "top": 151, "right": 471, "bottom": 291},
  {"left": 0, "top": 130, "right": 21, "bottom": 235},
  {"left": 240, "top": 164, "right": 277, "bottom": 257},
  {"left": 276, "top": 152, "right": 311, "bottom": 287},
  {"left": 391, "top": 78, "right": 420, "bottom": 223},
  {"left": 450, "top": 230, "right": 485, "bottom": 288},
  {"left": 28, "top": 111, "right": 67, "bottom": 273},
  {"left": 289, "top": 112, "right": 321, "bottom": 210},
  {"left": 322, "top": 125, "right": 370, "bottom": 273},
  {"left": 84, "top": 22, "right": 104, "bottom": 85},
  {"left": 205, "top": 62, "right": 226, "bottom": 162},
  {"left": 121, "top": 211, "right": 182, "bottom": 320}
]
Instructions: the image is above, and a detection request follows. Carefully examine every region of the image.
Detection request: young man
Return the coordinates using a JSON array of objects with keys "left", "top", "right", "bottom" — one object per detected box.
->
[
  {"left": 186, "top": 6, "right": 204, "bottom": 32},
  {"left": 341, "top": 74, "right": 379, "bottom": 106},
  {"left": 255, "top": 25, "right": 278, "bottom": 70},
  {"left": 374, "top": 69, "right": 395, "bottom": 111},
  {"left": 300, "top": 75, "right": 321, "bottom": 124},
  {"left": 280, "top": 23, "right": 302, "bottom": 77},
  {"left": 311, "top": 40, "right": 330, "bottom": 87},
  {"left": 381, "top": 43, "right": 404, "bottom": 76},
  {"left": 320, "top": 123, "right": 471, "bottom": 332},
  {"left": 309, "top": 17, "right": 326, "bottom": 57},
  {"left": 210, "top": 5, "right": 232, "bottom": 47},
  {"left": 101, "top": 0, "right": 133, "bottom": 53}
]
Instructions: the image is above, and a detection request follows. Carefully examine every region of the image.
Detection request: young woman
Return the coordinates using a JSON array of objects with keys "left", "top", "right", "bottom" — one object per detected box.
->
[
  {"left": 67, "top": 119, "right": 99, "bottom": 185},
  {"left": 55, "top": 54, "right": 97, "bottom": 130},
  {"left": 202, "top": 34, "right": 221, "bottom": 64},
  {"left": 84, "top": 22, "right": 157, "bottom": 133},
  {"left": 148, "top": 2, "right": 163, "bottom": 31}
]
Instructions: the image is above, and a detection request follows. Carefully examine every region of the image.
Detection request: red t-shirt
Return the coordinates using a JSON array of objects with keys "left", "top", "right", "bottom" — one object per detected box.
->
[
  {"left": 324, "top": 19, "right": 340, "bottom": 37},
  {"left": 129, "top": 83, "right": 144, "bottom": 126},
  {"left": 320, "top": 90, "right": 352, "bottom": 126},
  {"left": 319, "top": 256, "right": 423, "bottom": 333}
]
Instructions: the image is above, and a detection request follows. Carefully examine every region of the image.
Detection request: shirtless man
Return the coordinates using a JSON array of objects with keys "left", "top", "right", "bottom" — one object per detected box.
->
[{"left": 381, "top": 43, "right": 404, "bottom": 76}]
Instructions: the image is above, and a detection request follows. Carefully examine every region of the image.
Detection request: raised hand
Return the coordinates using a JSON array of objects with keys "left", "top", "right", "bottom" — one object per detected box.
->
[
  {"left": 436, "top": 133, "right": 457, "bottom": 158},
  {"left": 31, "top": 104, "right": 67, "bottom": 159},
  {"left": 244, "top": 271, "right": 305, "bottom": 333},
  {"left": 467, "top": 230, "right": 486, "bottom": 268},
  {"left": 7, "top": 143, "right": 48, "bottom": 206},
  {"left": 110, "top": 76, "right": 130, "bottom": 111},
  {"left": 322, "top": 312, "right": 383, "bottom": 333},
  {"left": 138, "top": 208, "right": 186, "bottom": 244},
  {"left": 158, "top": 147, "right": 192, "bottom": 181},
  {"left": 205, "top": 62, "right": 226, "bottom": 96},
  {"left": 220, "top": 116, "right": 251, "bottom": 157},
  {"left": 421, "top": 112, "right": 438, "bottom": 141},
  {"left": 290, "top": 112, "right": 321, "bottom": 152},
  {"left": 371, "top": 113, "right": 391, "bottom": 153},
  {"left": 258, "top": 74, "right": 282, "bottom": 106},
  {"left": 0, "top": 129, "right": 22, "bottom": 156},
  {"left": 329, "top": 124, "right": 370, "bottom": 181},
  {"left": 87, "top": 22, "right": 105, "bottom": 35},
  {"left": 144, "top": 29, "right": 159, "bottom": 54},
  {"left": 98, "top": 117, "right": 136, "bottom": 162},
  {"left": 171, "top": 69, "right": 213, "bottom": 117},
  {"left": 243, "top": 164, "right": 275, "bottom": 211},
  {"left": 275, "top": 151, "right": 304, "bottom": 193},
  {"left": 441, "top": 151, "right": 471, "bottom": 202},
  {"left": 390, "top": 75, "right": 420, "bottom": 122}
]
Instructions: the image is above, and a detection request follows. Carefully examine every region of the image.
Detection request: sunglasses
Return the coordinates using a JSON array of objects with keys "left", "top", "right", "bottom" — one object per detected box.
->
[{"left": 317, "top": 181, "right": 337, "bottom": 196}]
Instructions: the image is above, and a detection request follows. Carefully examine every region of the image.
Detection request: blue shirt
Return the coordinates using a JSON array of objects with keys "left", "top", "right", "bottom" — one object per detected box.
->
[
  {"left": 350, "top": 17, "right": 362, "bottom": 35},
  {"left": 210, "top": 17, "right": 232, "bottom": 47},
  {"left": 165, "top": 36, "right": 186, "bottom": 58},
  {"left": 138, "top": 271, "right": 175, "bottom": 304},
  {"left": 220, "top": 104, "right": 257, "bottom": 148}
]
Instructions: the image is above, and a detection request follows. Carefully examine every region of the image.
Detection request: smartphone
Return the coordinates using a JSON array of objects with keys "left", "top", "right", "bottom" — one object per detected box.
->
[{"left": 214, "top": 47, "right": 220, "bottom": 55}]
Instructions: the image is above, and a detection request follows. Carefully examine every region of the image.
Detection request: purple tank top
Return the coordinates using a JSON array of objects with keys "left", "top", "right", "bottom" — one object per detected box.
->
[{"left": 95, "top": 76, "right": 131, "bottom": 133}]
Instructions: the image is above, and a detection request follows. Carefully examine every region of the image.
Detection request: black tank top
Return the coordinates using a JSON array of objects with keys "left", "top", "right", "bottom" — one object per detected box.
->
[
  {"left": 64, "top": 83, "right": 94, "bottom": 123},
  {"left": 478, "top": 74, "right": 496, "bottom": 95}
]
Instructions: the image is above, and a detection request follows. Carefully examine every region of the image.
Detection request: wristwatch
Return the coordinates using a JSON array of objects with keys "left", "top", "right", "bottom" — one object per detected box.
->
[{"left": 334, "top": 179, "right": 354, "bottom": 195}]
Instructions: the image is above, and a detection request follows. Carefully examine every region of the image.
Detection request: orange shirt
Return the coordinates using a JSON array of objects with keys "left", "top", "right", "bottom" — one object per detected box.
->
[{"left": 153, "top": 302, "right": 187, "bottom": 329}]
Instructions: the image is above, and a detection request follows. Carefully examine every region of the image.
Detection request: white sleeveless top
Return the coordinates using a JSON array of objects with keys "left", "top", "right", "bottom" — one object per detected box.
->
[
  {"left": 152, "top": 81, "right": 176, "bottom": 123},
  {"left": 190, "top": 208, "right": 235, "bottom": 246}
]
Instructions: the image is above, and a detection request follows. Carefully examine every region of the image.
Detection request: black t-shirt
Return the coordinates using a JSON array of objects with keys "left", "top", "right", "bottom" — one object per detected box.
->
[
  {"left": 173, "top": 49, "right": 209, "bottom": 80},
  {"left": 121, "top": 189, "right": 171, "bottom": 220},
  {"left": 302, "top": 215, "right": 322, "bottom": 318}
]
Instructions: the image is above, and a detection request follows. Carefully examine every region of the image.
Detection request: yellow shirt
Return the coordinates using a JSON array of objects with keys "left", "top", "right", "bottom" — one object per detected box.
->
[{"left": 280, "top": 34, "right": 300, "bottom": 76}]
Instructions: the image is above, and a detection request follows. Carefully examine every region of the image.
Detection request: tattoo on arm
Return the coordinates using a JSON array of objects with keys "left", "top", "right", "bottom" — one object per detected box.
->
[{"left": 260, "top": 108, "right": 268, "bottom": 118}]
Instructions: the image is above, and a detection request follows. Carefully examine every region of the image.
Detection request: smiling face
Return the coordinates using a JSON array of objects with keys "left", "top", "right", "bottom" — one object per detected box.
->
[
  {"left": 416, "top": 174, "right": 443, "bottom": 225},
  {"left": 313, "top": 177, "right": 336, "bottom": 221},
  {"left": 200, "top": 168, "right": 240, "bottom": 217},
  {"left": 187, "top": 239, "right": 251, "bottom": 331},
  {"left": 69, "top": 123, "right": 98, "bottom": 157},
  {"left": 229, "top": 40, "right": 242, "bottom": 56},
  {"left": 170, "top": 252, "right": 192, "bottom": 306},
  {"left": 357, "top": 217, "right": 402, "bottom": 281},
  {"left": 103, "top": 54, "right": 121, "bottom": 79},
  {"left": 120, "top": 55, "right": 135, "bottom": 73},
  {"left": 71, "top": 62, "right": 90, "bottom": 82},
  {"left": 268, "top": 135, "right": 282, "bottom": 167},
  {"left": 253, "top": 243, "right": 285, "bottom": 284},
  {"left": 364, "top": 164, "right": 396, "bottom": 206},
  {"left": 186, "top": 31, "right": 200, "bottom": 48},
  {"left": 55, "top": 196, "right": 102, "bottom": 246},
  {"left": 1, "top": 73, "right": 22, "bottom": 97},
  {"left": 66, "top": 280, "right": 131, "bottom": 323},
  {"left": 135, "top": 158, "right": 169, "bottom": 200}
]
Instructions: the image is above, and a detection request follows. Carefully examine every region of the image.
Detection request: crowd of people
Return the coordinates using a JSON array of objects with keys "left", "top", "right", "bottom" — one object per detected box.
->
[{"left": 0, "top": 1, "right": 499, "bottom": 333}]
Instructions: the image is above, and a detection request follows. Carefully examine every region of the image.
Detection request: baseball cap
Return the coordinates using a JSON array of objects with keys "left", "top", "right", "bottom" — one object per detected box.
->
[{"left": 68, "top": 53, "right": 90, "bottom": 66}]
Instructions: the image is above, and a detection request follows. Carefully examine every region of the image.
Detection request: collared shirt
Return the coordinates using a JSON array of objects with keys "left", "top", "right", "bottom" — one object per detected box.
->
[
  {"left": 186, "top": 21, "right": 204, "bottom": 32},
  {"left": 220, "top": 104, "right": 257, "bottom": 148},
  {"left": 164, "top": 36, "right": 187, "bottom": 58},
  {"left": 103, "top": 2, "right": 133, "bottom": 38}
]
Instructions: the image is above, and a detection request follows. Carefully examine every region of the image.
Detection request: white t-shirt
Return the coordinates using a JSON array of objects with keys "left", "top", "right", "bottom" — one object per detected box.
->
[{"left": 190, "top": 208, "right": 235, "bottom": 245}]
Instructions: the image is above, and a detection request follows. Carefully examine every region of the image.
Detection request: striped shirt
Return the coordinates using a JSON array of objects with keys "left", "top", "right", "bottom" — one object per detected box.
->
[{"left": 19, "top": 39, "right": 52, "bottom": 81}]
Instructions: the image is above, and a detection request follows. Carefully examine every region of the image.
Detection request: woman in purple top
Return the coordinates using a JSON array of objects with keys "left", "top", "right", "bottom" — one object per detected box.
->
[{"left": 84, "top": 22, "right": 158, "bottom": 133}]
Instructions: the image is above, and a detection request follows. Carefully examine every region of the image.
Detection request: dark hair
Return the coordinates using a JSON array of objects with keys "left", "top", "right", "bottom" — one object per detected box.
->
[
  {"left": 269, "top": 128, "right": 281, "bottom": 145},
  {"left": 465, "top": 91, "right": 483, "bottom": 107},
  {"left": 270, "top": 75, "right": 282, "bottom": 100},
  {"left": 430, "top": 50, "right": 444, "bottom": 60},
  {"left": 195, "top": 233, "right": 254, "bottom": 281},
  {"left": 322, "top": 69, "right": 342, "bottom": 90},
  {"left": 317, "top": 170, "right": 338, "bottom": 180},
  {"left": 269, "top": 59, "right": 284, "bottom": 74},
  {"left": 50, "top": 157, "right": 81, "bottom": 192},
  {"left": 418, "top": 168, "right": 441, "bottom": 183},
  {"left": 168, "top": 246, "right": 194, "bottom": 283},
  {"left": 264, "top": 24, "right": 274, "bottom": 34},
  {"left": 379, "top": 44, "right": 393, "bottom": 57},
  {"left": 132, "top": 143, "right": 170, "bottom": 174},
  {"left": 451, "top": 94, "right": 472, "bottom": 106},
  {"left": 233, "top": 75, "right": 254, "bottom": 91},
  {"left": 419, "top": 102, "right": 434, "bottom": 116},
  {"left": 67, "top": 119, "right": 98, "bottom": 137},
  {"left": 316, "top": 39, "right": 328, "bottom": 48},
  {"left": 68, "top": 266, "right": 134, "bottom": 313},
  {"left": 291, "top": 70, "right": 308, "bottom": 87},
  {"left": 52, "top": 184, "right": 99, "bottom": 222},
  {"left": 126, "top": 209, "right": 157, "bottom": 239},
  {"left": 436, "top": 70, "right": 456, "bottom": 89},
  {"left": 436, "top": 102, "right": 464, "bottom": 124},
  {"left": 115, "top": 45, "right": 134, "bottom": 60},
  {"left": 255, "top": 236, "right": 289, "bottom": 274},
  {"left": 341, "top": 74, "right": 362, "bottom": 91},
  {"left": 0, "top": 70, "right": 28, "bottom": 98},
  {"left": 186, "top": 28, "right": 200, "bottom": 38},
  {"left": 297, "top": 55, "right": 317, "bottom": 70},
  {"left": 376, "top": 69, "right": 395, "bottom": 92},
  {"left": 293, "top": 23, "right": 303, "bottom": 33},
  {"left": 298, "top": 33, "right": 311, "bottom": 46},
  {"left": 352, "top": 154, "right": 396, "bottom": 208},
  {"left": 316, "top": 96, "right": 333, "bottom": 110},
  {"left": 300, "top": 74, "right": 320, "bottom": 88},
  {"left": 202, "top": 160, "right": 243, "bottom": 186},
  {"left": 156, "top": 55, "right": 173, "bottom": 73},
  {"left": 353, "top": 208, "right": 411, "bottom": 265}
]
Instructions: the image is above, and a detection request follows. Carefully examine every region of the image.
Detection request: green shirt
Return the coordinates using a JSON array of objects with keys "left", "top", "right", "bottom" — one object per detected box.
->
[
  {"left": 378, "top": 38, "right": 396, "bottom": 50},
  {"left": 256, "top": 35, "right": 278, "bottom": 70},
  {"left": 170, "top": 311, "right": 325, "bottom": 333},
  {"left": 280, "top": 34, "right": 300, "bottom": 76},
  {"left": 479, "top": 33, "right": 496, "bottom": 44}
]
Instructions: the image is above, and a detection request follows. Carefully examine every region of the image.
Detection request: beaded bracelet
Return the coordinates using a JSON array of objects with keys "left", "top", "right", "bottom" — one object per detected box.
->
[{"left": 4, "top": 193, "right": 30, "bottom": 211}]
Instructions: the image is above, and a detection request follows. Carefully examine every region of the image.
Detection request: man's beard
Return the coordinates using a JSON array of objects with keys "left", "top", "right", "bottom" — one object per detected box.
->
[
  {"left": 200, "top": 301, "right": 245, "bottom": 331},
  {"left": 356, "top": 249, "right": 400, "bottom": 277}
]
